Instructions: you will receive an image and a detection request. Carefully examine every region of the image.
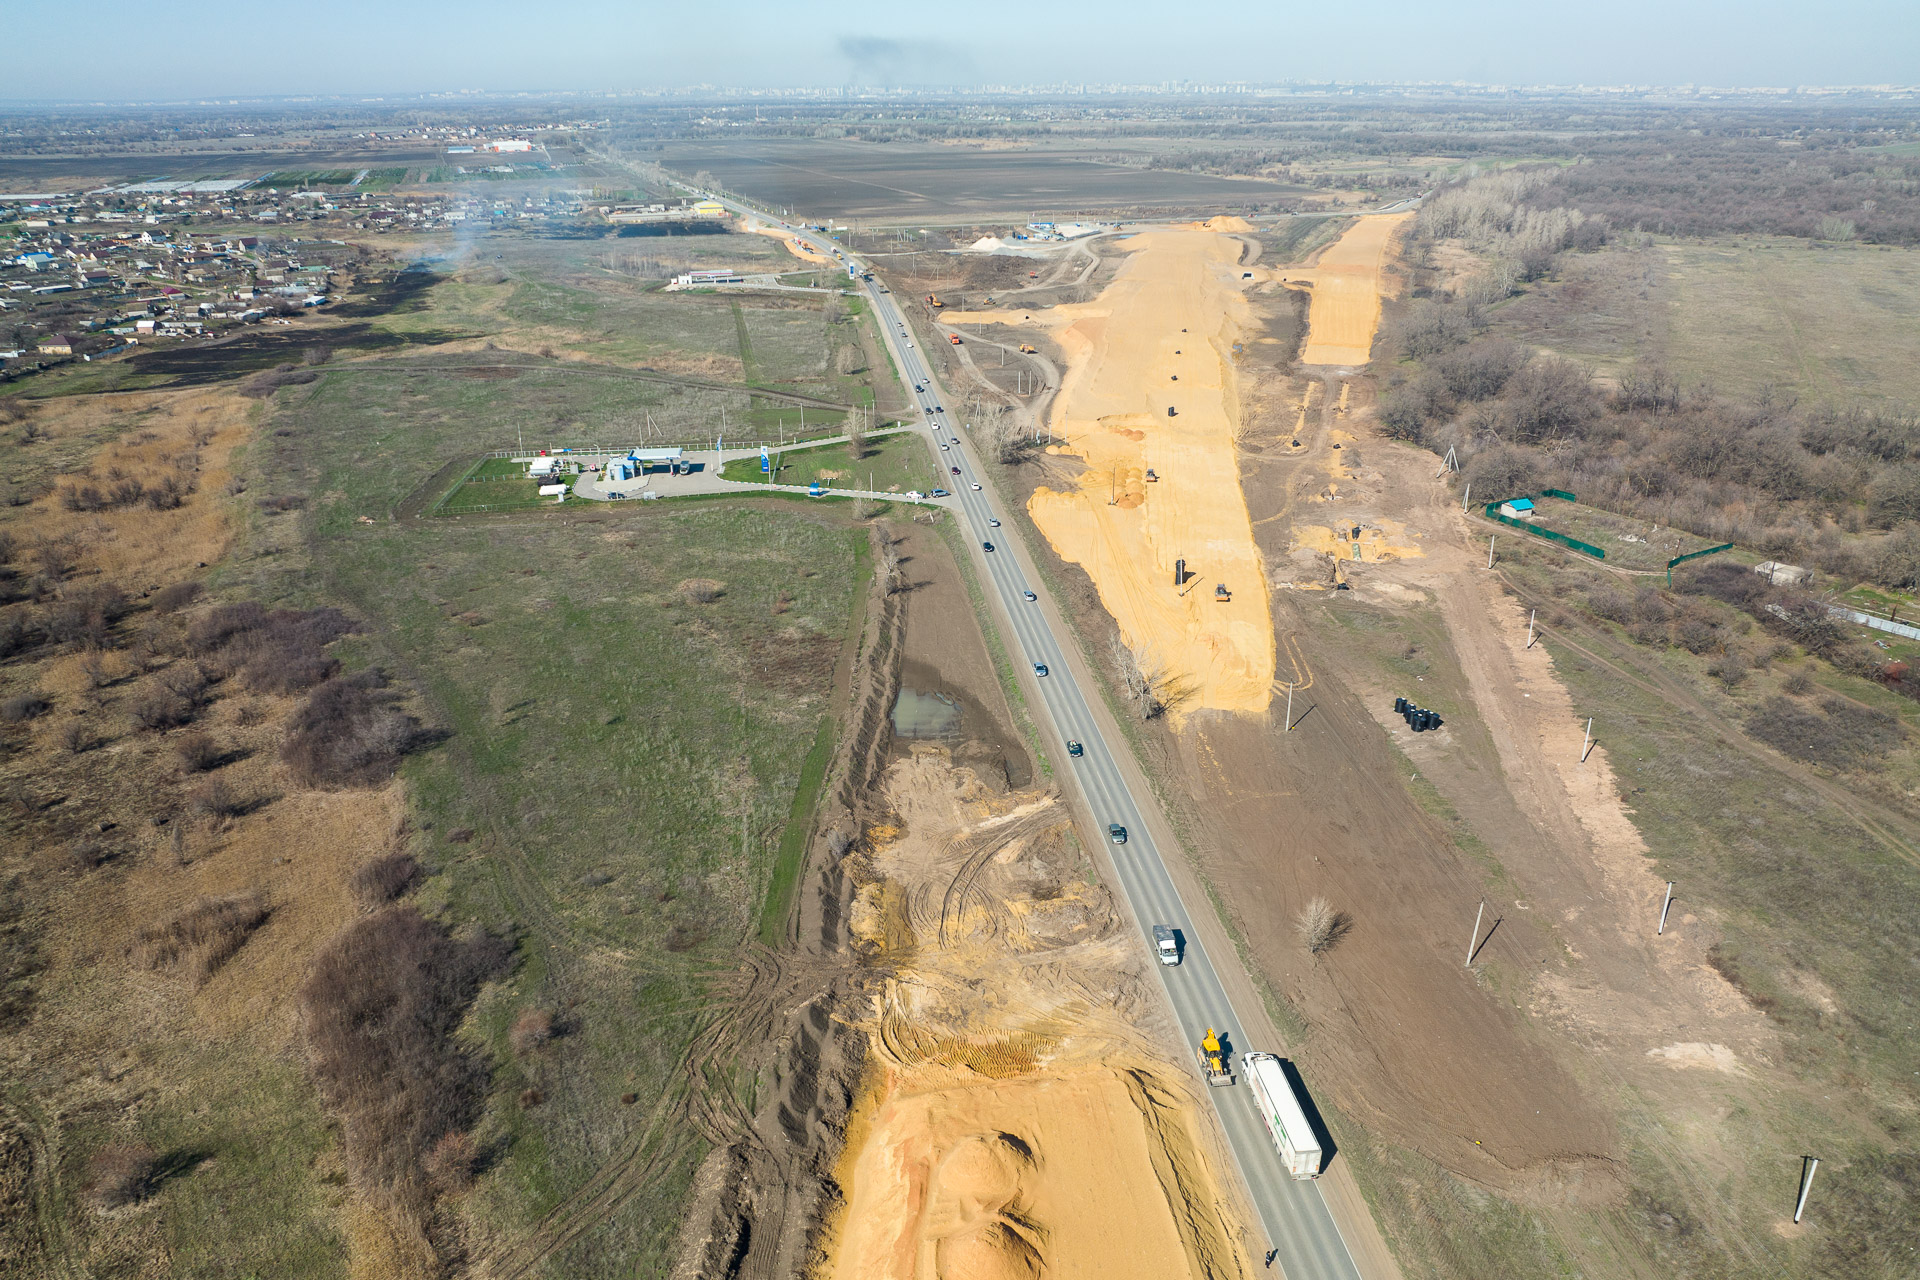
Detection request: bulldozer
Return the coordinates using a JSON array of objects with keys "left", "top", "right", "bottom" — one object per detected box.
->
[{"left": 1197, "top": 1028, "right": 1234, "bottom": 1086}]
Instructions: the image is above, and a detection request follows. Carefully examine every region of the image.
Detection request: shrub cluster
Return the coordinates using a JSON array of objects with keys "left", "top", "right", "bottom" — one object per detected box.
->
[
  {"left": 1393, "top": 179, "right": 1920, "bottom": 589},
  {"left": 299, "top": 907, "right": 510, "bottom": 1210},
  {"left": 58, "top": 472, "right": 191, "bottom": 513},
  {"left": 281, "top": 672, "right": 428, "bottom": 788},
  {"left": 187, "top": 601, "right": 356, "bottom": 695},
  {"left": 350, "top": 852, "right": 422, "bottom": 905}
]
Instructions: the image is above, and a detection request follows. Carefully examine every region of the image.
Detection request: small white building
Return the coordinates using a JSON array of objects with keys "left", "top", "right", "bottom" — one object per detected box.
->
[
  {"left": 1753, "top": 560, "right": 1811, "bottom": 586},
  {"left": 1499, "top": 497, "right": 1537, "bottom": 519}
]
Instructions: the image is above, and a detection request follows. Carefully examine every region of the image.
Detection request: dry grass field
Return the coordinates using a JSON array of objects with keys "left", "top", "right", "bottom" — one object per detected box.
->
[{"left": 1661, "top": 238, "right": 1920, "bottom": 406}]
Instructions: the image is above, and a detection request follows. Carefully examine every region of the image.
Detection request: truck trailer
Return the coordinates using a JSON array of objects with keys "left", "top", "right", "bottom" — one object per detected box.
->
[{"left": 1245, "top": 1052, "right": 1323, "bottom": 1179}]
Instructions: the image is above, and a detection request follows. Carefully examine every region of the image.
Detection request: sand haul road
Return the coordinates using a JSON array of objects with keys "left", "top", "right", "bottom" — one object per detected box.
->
[{"left": 683, "top": 188, "right": 1373, "bottom": 1280}]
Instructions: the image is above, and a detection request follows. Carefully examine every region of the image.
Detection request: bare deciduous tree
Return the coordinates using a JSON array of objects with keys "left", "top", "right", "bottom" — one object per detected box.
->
[{"left": 1296, "top": 897, "right": 1351, "bottom": 956}]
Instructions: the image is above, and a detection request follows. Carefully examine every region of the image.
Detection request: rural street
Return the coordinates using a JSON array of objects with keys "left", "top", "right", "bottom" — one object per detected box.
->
[{"left": 689, "top": 186, "right": 1370, "bottom": 1280}]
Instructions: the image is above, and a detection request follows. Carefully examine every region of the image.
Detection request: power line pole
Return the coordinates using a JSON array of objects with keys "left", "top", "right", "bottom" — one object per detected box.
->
[
  {"left": 1658, "top": 882, "right": 1675, "bottom": 935},
  {"left": 1466, "top": 900, "right": 1485, "bottom": 966},
  {"left": 1794, "top": 1157, "right": 1819, "bottom": 1224}
]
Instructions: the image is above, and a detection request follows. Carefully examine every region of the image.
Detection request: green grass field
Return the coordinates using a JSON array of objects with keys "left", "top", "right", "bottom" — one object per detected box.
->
[
  {"left": 209, "top": 215, "right": 883, "bottom": 1272},
  {"left": 1661, "top": 237, "right": 1920, "bottom": 407},
  {"left": 719, "top": 429, "right": 940, "bottom": 493},
  {"left": 269, "top": 488, "right": 868, "bottom": 1275}
]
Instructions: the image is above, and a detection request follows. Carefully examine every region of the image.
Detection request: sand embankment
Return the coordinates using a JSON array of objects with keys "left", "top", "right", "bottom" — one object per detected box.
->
[
  {"left": 824, "top": 751, "right": 1253, "bottom": 1280},
  {"left": 1279, "top": 214, "right": 1412, "bottom": 366},
  {"left": 944, "top": 225, "right": 1274, "bottom": 718}
]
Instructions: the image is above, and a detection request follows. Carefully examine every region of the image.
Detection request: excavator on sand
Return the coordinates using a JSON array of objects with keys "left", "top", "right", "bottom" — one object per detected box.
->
[{"left": 1197, "top": 1028, "right": 1234, "bottom": 1086}]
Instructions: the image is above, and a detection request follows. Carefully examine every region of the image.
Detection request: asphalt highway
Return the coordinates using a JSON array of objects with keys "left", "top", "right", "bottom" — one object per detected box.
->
[{"left": 695, "top": 192, "right": 1364, "bottom": 1280}]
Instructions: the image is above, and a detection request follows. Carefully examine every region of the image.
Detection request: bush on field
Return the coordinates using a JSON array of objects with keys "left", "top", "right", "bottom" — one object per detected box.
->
[
  {"left": 129, "top": 687, "right": 194, "bottom": 732},
  {"left": 422, "top": 1130, "right": 479, "bottom": 1196},
  {"left": 282, "top": 672, "right": 429, "bottom": 788},
  {"left": 174, "top": 732, "right": 221, "bottom": 773},
  {"left": 0, "top": 693, "right": 50, "bottom": 723},
  {"left": 131, "top": 892, "right": 269, "bottom": 982},
  {"left": 350, "top": 852, "right": 422, "bottom": 906},
  {"left": 149, "top": 581, "right": 204, "bottom": 615},
  {"left": 300, "top": 907, "right": 511, "bottom": 1210},
  {"left": 508, "top": 1007, "right": 555, "bottom": 1055},
  {"left": 86, "top": 1142, "right": 158, "bottom": 1210}
]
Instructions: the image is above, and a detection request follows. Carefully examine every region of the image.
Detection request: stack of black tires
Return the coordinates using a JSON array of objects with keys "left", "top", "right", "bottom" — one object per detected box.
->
[{"left": 1393, "top": 696, "right": 1443, "bottom": 733}]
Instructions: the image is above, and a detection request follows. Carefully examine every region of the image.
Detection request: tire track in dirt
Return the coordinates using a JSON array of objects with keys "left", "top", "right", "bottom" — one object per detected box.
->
[{"left": 1504, "top": 579, "right": 1920, "bottom": 870}]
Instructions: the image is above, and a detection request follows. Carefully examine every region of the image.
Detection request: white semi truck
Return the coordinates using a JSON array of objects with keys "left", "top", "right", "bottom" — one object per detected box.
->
[{"left": 1245, "top": 1052, "right": 1323, "bottom": 1179}]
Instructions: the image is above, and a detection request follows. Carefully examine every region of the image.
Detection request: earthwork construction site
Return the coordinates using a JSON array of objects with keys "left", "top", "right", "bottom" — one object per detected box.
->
[{"left": 8, "top": 95, "right": 1920, "bottom": 1280}]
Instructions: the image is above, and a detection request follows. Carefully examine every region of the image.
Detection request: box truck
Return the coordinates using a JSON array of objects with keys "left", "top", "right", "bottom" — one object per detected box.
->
[{"left": 1245, "top": 1053, "right": 1323, "bottom": 1179}]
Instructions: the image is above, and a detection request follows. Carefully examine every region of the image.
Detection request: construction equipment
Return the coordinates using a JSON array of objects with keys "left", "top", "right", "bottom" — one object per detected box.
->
[
  {"left": 1197, "top": 1028, "right": 1234, "bottom": 1086},
  {"left": 1145, "top": 469, "right": 1158, "bottom": 482},
  {"left": 949, "top": 334, "right": 962, "bottom": 345},
  {"left": 1215, "top": 583, "right": 1231, "bottom": 602},
  {"left": 926, "top": 293, "right": 943, "bottom": 307},
  {"left": 1018, "top": 343, "right": 1037, "bottom": 354}
]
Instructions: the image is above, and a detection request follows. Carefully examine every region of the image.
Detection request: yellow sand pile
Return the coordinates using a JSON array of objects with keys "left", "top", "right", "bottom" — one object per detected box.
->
[
  {"left": 944, "top": 226, "right": 1274, "bottom": 718},
  {"left": 827, "top": 750, "right": 1252, "bottom": 1280},
  {"left": 745, "top": 219, "right": 837, "bottom": 264},
  {"left": 1279, "top": 214, "right": 1411, "bottom": 366},
  {"left": 832, "top": 1067, "right": 1239, "bottom": 1280}
]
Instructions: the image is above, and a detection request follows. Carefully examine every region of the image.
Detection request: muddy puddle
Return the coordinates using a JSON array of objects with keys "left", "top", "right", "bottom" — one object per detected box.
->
[{"left": 891, "top": 659, "right": 1032, "bottom": 788}]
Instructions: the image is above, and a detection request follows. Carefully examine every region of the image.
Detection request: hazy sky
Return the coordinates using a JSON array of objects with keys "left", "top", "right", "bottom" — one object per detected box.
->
[{"left": 6, "top": 0, "right": 1917, "bottom": 101}]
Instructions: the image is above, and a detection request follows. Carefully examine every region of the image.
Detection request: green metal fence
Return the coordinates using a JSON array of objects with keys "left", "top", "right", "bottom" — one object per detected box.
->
[
  {"left": 1666, "top": 542, "right": 1735, "bottom": 586},
  {"left": 1483, "top": 504, "right": 1607, "bottom": 559}
]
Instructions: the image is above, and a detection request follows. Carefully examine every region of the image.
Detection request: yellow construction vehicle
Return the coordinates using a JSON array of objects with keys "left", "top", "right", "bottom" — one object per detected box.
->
[
  {"left": 1197, "top": 1028, "right": 1234, "bottom": 1086},
  {"left": 1018, "top": 343, "right": 1037, "bottom": 354}
]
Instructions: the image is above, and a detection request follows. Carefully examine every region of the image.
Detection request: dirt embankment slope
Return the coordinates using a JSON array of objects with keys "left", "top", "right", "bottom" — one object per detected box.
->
[
  {"left": 813, "top": 519, "right": 1254, "bottom": 1280},
  {"left": 942, "top": 224, "right": 1274, "bottom": 720}
]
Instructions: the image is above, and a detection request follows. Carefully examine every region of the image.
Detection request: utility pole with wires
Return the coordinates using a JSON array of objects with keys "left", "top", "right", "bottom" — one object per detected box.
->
[{"left": 1466, "top": 900, "right": 1486, "bottom": 966}]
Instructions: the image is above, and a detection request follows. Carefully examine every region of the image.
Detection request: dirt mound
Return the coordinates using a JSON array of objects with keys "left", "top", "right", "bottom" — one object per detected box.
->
[{"left": 825, "top": 747, "right": 1254, "bottom": 1279}]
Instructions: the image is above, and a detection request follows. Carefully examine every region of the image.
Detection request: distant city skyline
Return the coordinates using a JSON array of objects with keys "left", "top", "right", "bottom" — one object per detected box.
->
[{"left": 2, "top": 0, "right": 1916, "bottom": 104}]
